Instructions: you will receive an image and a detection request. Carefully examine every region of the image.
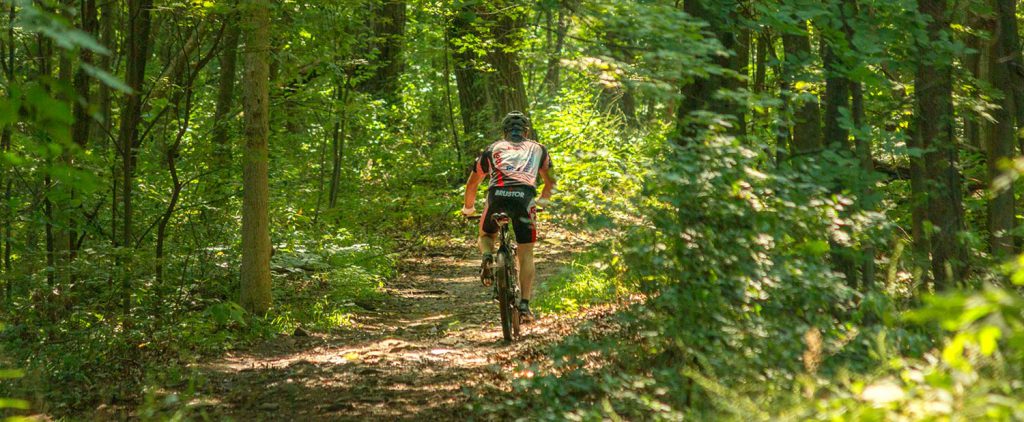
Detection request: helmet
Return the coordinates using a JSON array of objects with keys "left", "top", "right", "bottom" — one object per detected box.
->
[{"left": 501, "top": 111, "right": 531, "bottom": 134}]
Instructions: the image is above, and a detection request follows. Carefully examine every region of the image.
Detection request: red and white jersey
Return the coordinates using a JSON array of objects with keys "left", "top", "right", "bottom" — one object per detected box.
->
[{"left": 475, "top": 139, "right": 552, "bottom": 190}]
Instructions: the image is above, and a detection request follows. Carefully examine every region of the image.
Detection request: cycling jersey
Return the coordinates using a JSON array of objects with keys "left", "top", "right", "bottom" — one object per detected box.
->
[{"left": 475, "top": 139, "right": 552, "bottom": 191}]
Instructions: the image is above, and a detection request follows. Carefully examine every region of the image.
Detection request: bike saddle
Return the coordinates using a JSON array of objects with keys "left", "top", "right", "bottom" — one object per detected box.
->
[{"left": 492, "top": 212, "right": 511, "bottom": 225}]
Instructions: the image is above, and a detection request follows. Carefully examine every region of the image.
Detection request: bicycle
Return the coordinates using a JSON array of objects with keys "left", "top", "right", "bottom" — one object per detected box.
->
[{"left": 468, "top": 212, "right": 521, "bottom": 342}]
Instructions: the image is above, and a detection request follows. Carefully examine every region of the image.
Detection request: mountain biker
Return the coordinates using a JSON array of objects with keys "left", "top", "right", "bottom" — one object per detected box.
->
[{"left": 461, "top": 111, "right": 555, "bottom": 323}]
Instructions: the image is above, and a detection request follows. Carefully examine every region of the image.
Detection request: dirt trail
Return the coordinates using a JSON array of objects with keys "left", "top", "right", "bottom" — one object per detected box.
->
[{"left": 192, "top": 227, "right": 590, "bottom": 421}]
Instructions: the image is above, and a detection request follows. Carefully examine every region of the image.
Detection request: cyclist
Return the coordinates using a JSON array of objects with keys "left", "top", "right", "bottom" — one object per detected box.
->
[{"left": 461, "top": 111, "right": 555, "bottom": 323}]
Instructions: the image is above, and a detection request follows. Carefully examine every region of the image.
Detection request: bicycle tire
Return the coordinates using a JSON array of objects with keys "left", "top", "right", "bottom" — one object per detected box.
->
[
  {"left": 495, "top": 251, "right": 514, "bottom": 342},
  {"left": 509, "top": 262, "right": 521, "bottom": 338}
]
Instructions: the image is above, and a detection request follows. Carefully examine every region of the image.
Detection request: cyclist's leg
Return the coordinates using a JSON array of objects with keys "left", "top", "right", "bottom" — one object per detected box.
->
[
  {"left": 517, "top": 242, "right": 536, "bottom": 300},
  {"left": 479, "top": 192, "right": 500, "bottom": 255},
  {"left": 509, "top": 189, "right": 539, "bottom": 316}
]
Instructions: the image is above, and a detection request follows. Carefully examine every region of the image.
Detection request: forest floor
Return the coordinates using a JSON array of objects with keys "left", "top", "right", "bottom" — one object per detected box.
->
[{"left": 179, "top": 224, "right": 603, "bottom": 421}]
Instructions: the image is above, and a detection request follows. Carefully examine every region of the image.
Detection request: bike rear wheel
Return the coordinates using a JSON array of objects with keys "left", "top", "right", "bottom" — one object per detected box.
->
[{"left": 495, "top": 251, "right": 515, "bottom": 342}]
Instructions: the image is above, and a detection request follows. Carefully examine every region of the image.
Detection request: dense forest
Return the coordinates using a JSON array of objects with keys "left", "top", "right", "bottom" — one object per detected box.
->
[{"left": 2, "top": 0, "right": 1024, "bottom": 419}]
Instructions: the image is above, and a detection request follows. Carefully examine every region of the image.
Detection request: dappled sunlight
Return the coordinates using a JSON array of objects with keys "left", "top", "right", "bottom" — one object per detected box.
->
[{"left": 178, "top": 226, "right": 584, "bottom": 420}]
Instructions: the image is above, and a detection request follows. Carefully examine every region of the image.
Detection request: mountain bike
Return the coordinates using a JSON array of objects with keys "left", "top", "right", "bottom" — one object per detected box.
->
[{"left": 468, "top": 212, "right": 521, "bottom": 342}]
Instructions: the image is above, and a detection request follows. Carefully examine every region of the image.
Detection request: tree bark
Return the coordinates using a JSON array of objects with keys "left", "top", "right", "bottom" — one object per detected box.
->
[
  {"left": 542, "top": 4, "right": 568, "bottom": 97},
  {"left": 328, "top": 75, "right": 351, "bottom": 209},
  {"left": 676, "top": 0, "right": 740, "bottom": 144},
  {"left": 360, "top": 0, "right": 407, "bottom": 104},
  {"left": 916, "top": 0, "right": 966, "bottom": 289},
  {"left": 212, "top": 11, "right": 241, "bottom": 163},
  {"left": 2, "top": 5, "right": 14, "bottom": 301},
  {"left": 448, "top": 9, "right": 492, "bottom": 154},
  {"left": 753, "top": 33, "right": 768, "bottom": 94},
  {"left": 486, "top": 4, "right": 528, "bottom": 120},
  {"left": 117, "top": 0, "right": 154, "bottom": 313},
  {"left": 239, "top": 0, "right": 273, "bottom": 314},
  {"left": 992, "top": 0, "right": 1023, "bottom": 149},
  {"left": 782, "top": 22, "right": 823, "bottom": 154},
  {"left": 985, "top": 0, "right": 1017, "bottom": 256},
  {"left": 822, "top": 38, "right": 850, "bottom": 150}
]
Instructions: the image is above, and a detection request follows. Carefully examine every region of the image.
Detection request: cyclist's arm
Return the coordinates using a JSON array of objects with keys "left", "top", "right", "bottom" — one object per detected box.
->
[
  {"left": 463, "top": 170, "right": 485, "bottom": 209},
  {"left": 539, "top": 167, "right": 556, "bottom": 200}
]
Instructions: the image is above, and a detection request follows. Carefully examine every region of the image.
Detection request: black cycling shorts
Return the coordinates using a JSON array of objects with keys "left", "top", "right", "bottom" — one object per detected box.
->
[{"left": 481, "top": 187, "right": 537, "bottom": 244}]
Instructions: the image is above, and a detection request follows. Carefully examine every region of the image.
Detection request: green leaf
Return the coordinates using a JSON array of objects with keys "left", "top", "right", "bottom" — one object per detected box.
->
[
  {"left": 0, "top": 398, "right": 30, "bottom": 410},
  {"left": 80, "top": 63, "right": 132, "bottom": 94},
  {"left": 0, "top": 369, "right": 23, "bottom": 379},
  {"left": 978, "top": 325, "right": 1001, "bottom": 356}
]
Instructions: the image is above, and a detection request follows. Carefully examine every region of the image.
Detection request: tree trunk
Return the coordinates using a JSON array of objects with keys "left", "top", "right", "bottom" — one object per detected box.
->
[
  {"left": 753, "top": 33, "right": 768, "bottom": 94},
  {"left": 676, "top": 0, "right": 740, "bottom": 144},
  {"left": 442, "top": 28, "right": 462, "bottom": 164},
  {"left": 65, "top": 0, "right": 98, "bottom": 271},
  {"left": 916, "top": 0, "right": 965, "bottom": 289},
  {"left": 782, "top": 22, "right": 823, "bottom": 154},
  {"left": 985, "top": 0, "right": 1017, "bottom": 256},
  {"left": 542, "top": 4, "right": 568, "bottom": 97},
  {"left": 486, "top": 8, "right": 528, "bottom": 120},
  {"left": 239, "top": 0, "right": 273, "bottom": 314},
  {"left": 767, "top": 38, "right": 792, "bottom": 163},
  {"left": 94, "top": 0, "right": 117, "bottom": 143},
  {"left": 2, "top": 4, "right": 14, "bottom": 301},
  {"left": 992, "top": 0, "right": 1023, "bottom": 150},
  {"left": 212, "top": 11, "right": 241, "bottom": 163},
  {"left": 852, "top": 81, "right": 876, "bottom": 290},
  {"left": 360, "top": 0, "right": 407, "bottom": 104},
  {"left": 963, "top": 24, "right": 984, "bottom": 150},
  {"left": 117, "top": 0, "right": 154, "bottom": 313},
  {"left": 822, "top": 38, "right": 850, "bottom": 150},
  {"left": 448, "top": 9, "right": 492, "bottom": 154},
  {"left": 328, "top": 76, "right": 350, "bottom": 209}
]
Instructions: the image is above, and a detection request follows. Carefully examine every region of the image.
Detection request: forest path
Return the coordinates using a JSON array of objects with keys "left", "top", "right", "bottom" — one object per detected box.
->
[{"left": 193, "top": 225, "right": 591, "bottom": 421}]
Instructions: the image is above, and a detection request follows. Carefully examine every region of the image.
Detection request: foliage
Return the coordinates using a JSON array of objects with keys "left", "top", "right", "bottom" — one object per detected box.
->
[
  {"left": 2, "top": 0, "right": 1024, "bottom": 419},
  {"left": 532, "top": 242, "right": 630, "bottom": 314}
]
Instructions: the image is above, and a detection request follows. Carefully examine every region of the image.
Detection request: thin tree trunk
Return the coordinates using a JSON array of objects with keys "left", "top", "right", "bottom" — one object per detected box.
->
[
  {"left": 542, "top": 4, "right": 568, "bottom": 97},
  {"left": 66, "top": 0, "right": 98, "bottom": 270},
  {"left": 768, "top": 39, "right": 791, "bottom": 164},
  {"left": 212, "top": 11, "right": 241, "bottom": 163},
  {"left": 156, "top": 95, "right": 191, "bottom": 286},
  {"left": 328, "top": 75, "right": 350, "bottom": 210},
  {"left": 117, "top": 0, "right": 154, "bottom": 313},
  {"left": 94, "top": 0, "right": 116, "bottom": 143},
  {"left": 753, "top": 33, "right": 767, "bottom": 94},
  {"left": 852, "top": 81, "right": 875, "bottom": 290},
  {"left": 442, "top": 29, "right": 462, "bottom": 164},
  {"left": 735, "top": 28, "right": 750, "bottom": 135},
  {"left": 963, "top": 25, "right": 984, "bottom": 150},
  {"left": 2, "top": 4, "right": 14, "bottom": 301},
  {"left": 239, "top": 0, "right": 273, "bottom": 314}
]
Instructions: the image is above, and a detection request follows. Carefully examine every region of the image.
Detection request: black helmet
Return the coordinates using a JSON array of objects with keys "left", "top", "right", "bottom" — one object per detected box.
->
[{"left": 501, "top": 111, "right": 531, "bottom": 134}]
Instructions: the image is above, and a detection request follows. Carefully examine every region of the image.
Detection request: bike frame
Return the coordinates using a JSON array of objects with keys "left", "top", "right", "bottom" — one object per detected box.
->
[{"left": 492, "top": 213, "right": 522, "bottom": 341}]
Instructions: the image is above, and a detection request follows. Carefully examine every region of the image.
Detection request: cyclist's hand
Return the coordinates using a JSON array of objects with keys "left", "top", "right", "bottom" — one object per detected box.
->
[{"left": 461, "top": 206, "right": 476, "bottom": 217}]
